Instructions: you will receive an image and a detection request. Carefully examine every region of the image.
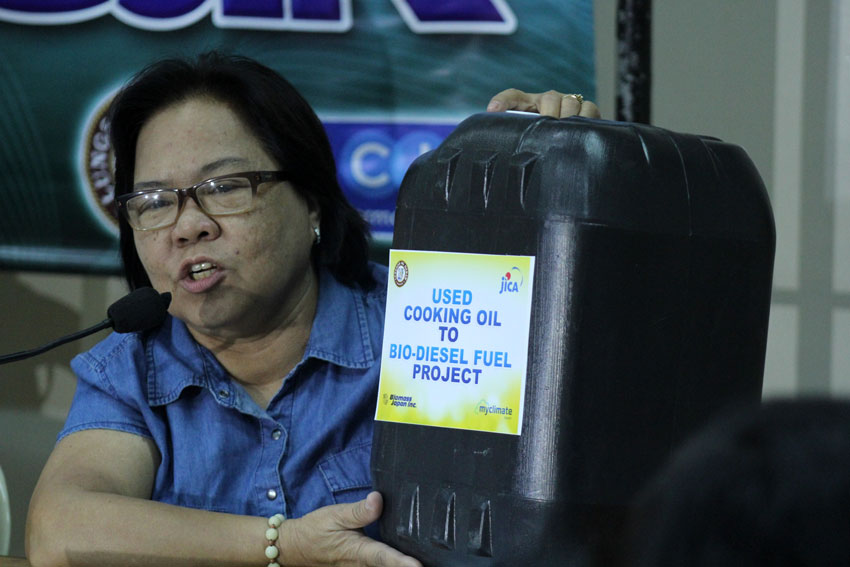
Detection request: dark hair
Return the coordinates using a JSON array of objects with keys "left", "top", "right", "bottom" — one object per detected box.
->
[
  {"left": 626, "top": 399, "right": 850, "bottom": 566},
  {"left": 109, "top": 51, "right": 372, "bottom": 290}
]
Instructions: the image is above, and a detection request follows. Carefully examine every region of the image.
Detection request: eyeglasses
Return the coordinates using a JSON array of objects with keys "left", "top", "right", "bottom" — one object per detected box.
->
[{"left": 116, "top": 170, "right": 288, "bottom": 231}]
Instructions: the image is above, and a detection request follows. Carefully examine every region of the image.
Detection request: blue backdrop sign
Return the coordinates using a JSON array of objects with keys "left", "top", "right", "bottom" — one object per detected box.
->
[{"left": 0, "top": 0, "right": 595, "bottom": 273}]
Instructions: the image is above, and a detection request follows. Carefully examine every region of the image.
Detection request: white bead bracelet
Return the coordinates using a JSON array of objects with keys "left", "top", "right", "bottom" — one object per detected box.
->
[{"left": 264, "top": 513, "right": 285, "bottom": 567}]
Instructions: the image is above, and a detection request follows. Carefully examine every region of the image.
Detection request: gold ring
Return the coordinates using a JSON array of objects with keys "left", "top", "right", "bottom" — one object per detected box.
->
[{"left": 564, "top": 93, "right": 583, "bottom": 104}]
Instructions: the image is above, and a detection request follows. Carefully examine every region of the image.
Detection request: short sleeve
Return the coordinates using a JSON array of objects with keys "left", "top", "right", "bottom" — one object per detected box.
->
[{"left": 60, "top": 333, "right": 153, "bottom": 443}]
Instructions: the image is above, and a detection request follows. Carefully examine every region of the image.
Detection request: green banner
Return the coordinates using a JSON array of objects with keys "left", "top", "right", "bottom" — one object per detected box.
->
[{"left": 0, "top": 0, "right": 595, "bottom": 273}]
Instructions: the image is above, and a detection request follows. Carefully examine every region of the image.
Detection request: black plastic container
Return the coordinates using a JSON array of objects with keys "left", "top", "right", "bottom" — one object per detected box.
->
[{"left": 371, "top": 112, "right": 775, "bottom": 566}]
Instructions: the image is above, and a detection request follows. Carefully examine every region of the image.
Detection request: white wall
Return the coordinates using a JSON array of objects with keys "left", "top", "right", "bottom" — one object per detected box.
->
[
  {"left": 1, "top": 0, "right": 845, "bottom": 557},
  {"left": 596, "top": 0, "right": 846, "bottom": 398}
]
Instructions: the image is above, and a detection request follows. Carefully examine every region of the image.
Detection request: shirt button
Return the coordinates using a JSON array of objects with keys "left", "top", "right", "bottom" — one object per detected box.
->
[
  {"left": 218, "top": 389, "right": 230, "bottom": 398},
  {"left": 271, "top": 429, "right": 282, "bottom": 440},
  {"left": 267, "top": 489, "right": 278, "bottom": 500}
]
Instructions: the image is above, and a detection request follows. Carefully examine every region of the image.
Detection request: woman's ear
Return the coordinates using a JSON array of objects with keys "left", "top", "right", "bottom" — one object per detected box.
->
[
  {"left": 307, "top": 200, "right": 321, "bottom": 244},
  {"left": 308, "top": 203, "right": 321, "bottom": 229}
]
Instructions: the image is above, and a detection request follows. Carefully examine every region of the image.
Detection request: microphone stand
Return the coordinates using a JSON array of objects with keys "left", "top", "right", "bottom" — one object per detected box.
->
[
  {"left": 0, "top": 287, "right": 171, "bottom": 366},
  {"left": 0, "top": 319, "right": 112, "bottom": 365}
]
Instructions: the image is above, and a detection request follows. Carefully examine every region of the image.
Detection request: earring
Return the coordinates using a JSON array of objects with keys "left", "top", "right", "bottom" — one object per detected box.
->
[{"left": 313, "top": 225, "right": 321, "bottom": 244}]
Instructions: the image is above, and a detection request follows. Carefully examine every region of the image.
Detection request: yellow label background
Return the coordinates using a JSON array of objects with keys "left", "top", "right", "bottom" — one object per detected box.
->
[{"left": 376, "top": 250, "right": 535, "bottom": 435}]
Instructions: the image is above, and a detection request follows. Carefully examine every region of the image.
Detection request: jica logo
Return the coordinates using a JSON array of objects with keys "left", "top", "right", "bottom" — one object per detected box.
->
[{"left": 499, "top": 267, "right": 523, "bottom": 294}]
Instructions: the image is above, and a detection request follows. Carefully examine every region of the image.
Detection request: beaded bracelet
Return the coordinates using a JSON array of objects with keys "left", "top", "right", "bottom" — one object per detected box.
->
[{"left": 264, "top": 513, "right": 285, "bottom": 567}]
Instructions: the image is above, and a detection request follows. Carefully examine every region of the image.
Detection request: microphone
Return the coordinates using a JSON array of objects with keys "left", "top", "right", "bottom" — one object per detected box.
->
[
  {"left": 0, "top": 287, "right": 172, "bottom": 365},
  {"left": 107, "top": 287, "right": 173, "bottom": 333}
]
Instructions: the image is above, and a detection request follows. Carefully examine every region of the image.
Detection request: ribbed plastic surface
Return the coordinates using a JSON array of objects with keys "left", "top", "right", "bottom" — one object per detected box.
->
[{"left": 371, "top": 112, "right": 775, "bottom": 566}]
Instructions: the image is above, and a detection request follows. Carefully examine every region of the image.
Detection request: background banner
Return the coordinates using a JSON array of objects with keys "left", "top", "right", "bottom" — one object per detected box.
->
[{"left": 0, "top": 0, "right": 595, "bottom": 274}]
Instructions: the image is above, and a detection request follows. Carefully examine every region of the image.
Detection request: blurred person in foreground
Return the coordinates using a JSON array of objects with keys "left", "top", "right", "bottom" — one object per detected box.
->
[{"left": 627, "top": 398, "right": 850, "bottom": 566}]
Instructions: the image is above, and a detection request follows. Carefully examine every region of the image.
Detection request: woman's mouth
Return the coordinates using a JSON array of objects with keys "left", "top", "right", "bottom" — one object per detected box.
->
[
  {"left": 180, "top": 260, "right": 225, "bottom": 293},
  {"left": 190, "top": 262, "right": 218, "bottom": 280}
]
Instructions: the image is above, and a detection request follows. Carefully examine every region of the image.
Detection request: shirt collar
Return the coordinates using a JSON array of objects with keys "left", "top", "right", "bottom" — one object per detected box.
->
[
  {"left": 302, "top": 266, "right": 378, "bottom": 369},
  {"left": 145, "top": 266, "right": 382, "bottom": 406}
]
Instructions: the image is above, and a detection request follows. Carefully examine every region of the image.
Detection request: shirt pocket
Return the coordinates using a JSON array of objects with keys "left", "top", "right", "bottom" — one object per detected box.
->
[{"left": 318, "top": 441, "right": 372, "bottom": 505}]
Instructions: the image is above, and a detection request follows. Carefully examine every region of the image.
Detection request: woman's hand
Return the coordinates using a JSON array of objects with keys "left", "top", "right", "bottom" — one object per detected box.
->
[
  {"left": 281, "top": 492, "right": 421, "bottom": 567},
  {"left": 487, "top": 88, "right": 601, "bottom": 119}
]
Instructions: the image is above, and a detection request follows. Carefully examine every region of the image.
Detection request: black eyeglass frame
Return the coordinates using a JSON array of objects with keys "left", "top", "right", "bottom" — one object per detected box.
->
[{"left": 115, "top": 170, "right": 288, "bottom": 231}]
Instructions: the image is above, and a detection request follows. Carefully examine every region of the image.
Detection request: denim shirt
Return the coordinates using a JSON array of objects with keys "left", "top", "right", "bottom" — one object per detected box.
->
[{"left": 62, "top": 263, "right": 388, "bottom": 522}]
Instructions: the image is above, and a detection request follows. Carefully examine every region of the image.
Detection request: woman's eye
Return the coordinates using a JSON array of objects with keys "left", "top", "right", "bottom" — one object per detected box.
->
[
  {"left": 209, "top": 179, "right": 249, "bottom": 194},
  {"left": 137, "top": 195, "right": 173, "bottom": 213}
]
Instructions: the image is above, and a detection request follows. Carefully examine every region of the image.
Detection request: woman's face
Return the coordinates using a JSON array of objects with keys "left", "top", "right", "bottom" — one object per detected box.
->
[{"left": 132, "top": 97, "right": 319, "bottom": 340}]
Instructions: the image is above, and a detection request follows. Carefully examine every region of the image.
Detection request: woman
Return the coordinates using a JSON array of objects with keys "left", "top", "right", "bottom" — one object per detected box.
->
[{"left": 26, "top": 52, "right": 599, "bottom": 567}]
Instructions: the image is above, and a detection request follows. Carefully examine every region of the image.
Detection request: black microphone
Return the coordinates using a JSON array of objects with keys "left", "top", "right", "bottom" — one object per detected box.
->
[{"left": 0, "top": 287, "right": 172, "bottom": 365}]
